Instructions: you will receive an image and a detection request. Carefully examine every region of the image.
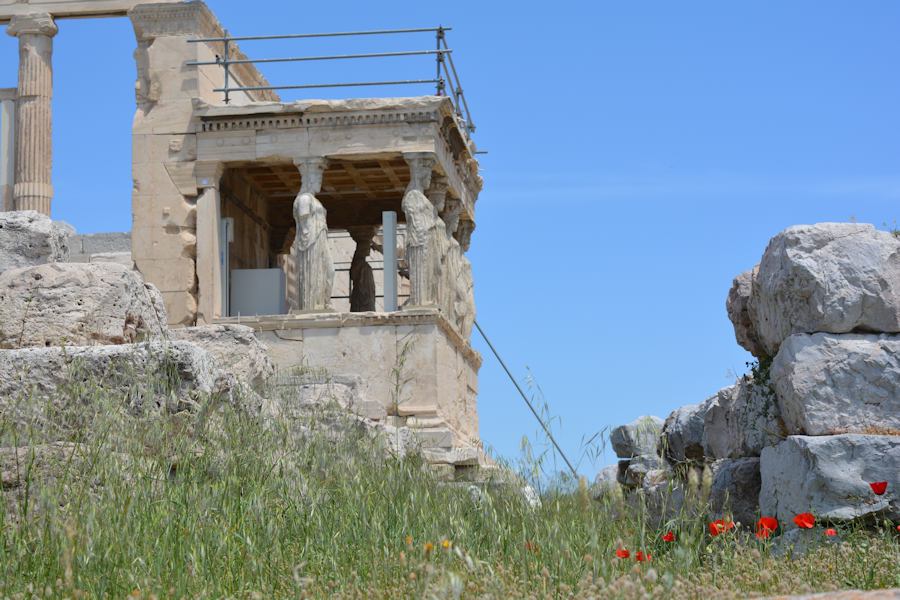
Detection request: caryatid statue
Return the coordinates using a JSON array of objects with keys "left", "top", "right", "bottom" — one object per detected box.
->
[
  {"left": 293, "top": 157, "right": 334, "bottom": 311},
  {"left": 441, "top": 198, "right": 476, "bottom": 339},
  {"left": 348, "top": 226, "right": 377, "bottom": 312},
  {"left": 402, "top": 153, "right": 442, "bottom": 307}
]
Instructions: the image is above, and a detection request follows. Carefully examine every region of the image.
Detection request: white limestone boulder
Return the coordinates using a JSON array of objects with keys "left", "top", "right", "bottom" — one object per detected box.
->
[
  {"left": 760, "top": 435, "right": 900, "bottom": 525},
  {"left": 772, "top": 333, "right": 900, "bottom": 436},
  {"left": 709, "top": 457, "right": 761, "bottom": 527},
  {"left": 0, "top": 341, "right": 227, "bottom": 419},
  {"left": 660, "top": 399, "right": 711, "bottom": 464},
  {"left": 750, "top": 223, "right": 900, "bottom": 356},
  {"left": 170, "top": 324, "right": 275, "bottom": 391},
  {"left": 703, "top": 379, "right": 783, "bottom": 459},
  {"left": 610, "top": 415, "right": 663, "bottom": 458},
  {"left": 592, "top": 464, "right": 620, "bottom": 500},
  {"left": 726, "top": 266, "right": 767, "bottom": 358},
  {"left": 0, "top": 211, "right": 73, "bottom": 273},
  {"left": 0, "top": 262, "right": 167, "bottom": 348}
]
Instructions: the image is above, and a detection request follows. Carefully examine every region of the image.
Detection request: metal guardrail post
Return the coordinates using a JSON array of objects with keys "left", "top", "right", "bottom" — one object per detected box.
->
[
  {"left": 222, "top": 30, "right": 231, "bottom": 104},
  {"left": 382, "top": 211, "right": 398, "bottom": 312}
]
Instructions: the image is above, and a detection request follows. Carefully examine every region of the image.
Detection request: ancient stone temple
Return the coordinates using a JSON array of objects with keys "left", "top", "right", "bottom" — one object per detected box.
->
[{"left": 0, "top": 0, "right": 484, "bottom": 444}]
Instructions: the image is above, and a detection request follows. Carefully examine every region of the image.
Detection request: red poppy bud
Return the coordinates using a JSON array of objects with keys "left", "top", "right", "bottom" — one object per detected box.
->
[
  {"left": 635, "top": 551, "right": 650, "bottom": 562},
  {"left": 869, "top": 481, "right": 888, "bottom": 496},
  {"left": 793, "top": 512, "right": 816, "bottom": 529},
  {"left": 615, "top": 548, "right": 630, "bottom": 559},
  {"left": 662, "top": 531, "right": 675, "bottom": 542},
  {"left": 825, "top": 528, "right": 837, "bottom": 537}
]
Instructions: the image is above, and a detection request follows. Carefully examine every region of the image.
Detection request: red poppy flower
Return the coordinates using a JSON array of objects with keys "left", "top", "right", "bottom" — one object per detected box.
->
[
  {"left": 615, "top": 548, "right": 630, "bottom": 559},
  {"left": 825, "top": 528, "right": 837, "bottom": 537},
  {"left": 635, "top": 551, "right": 651, "bottom": 562},
  {"left": 662, "top": 531, "right": 676, "bottom": 543},
  {"left": 755, "top": 516, "right": 779, "bottom": 539},
  {"left": 709, "top": 519, "right": 735, "bottom": 536},
  {"left": 869, "top": 481, "right": 888, "bottom": 496},
  {"left": 896, "top": 525, "right": 900, "bottom": 533},
  {"left": 793, "top": 512, "right": 816, "bottom": 529}
]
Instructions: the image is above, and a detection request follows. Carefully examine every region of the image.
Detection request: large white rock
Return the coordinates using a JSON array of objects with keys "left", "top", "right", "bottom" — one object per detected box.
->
[
  {"left": 750, "top": 223, "right": 900, "bottom": 356},
  {"left": 772, "top": 333, "right": 900, "bottom": 436},
  {"left": 703, "top": 379, "right": 783, "bottom": 459},
  {"left": 610, "top": 415, "right": 663, "bottom": 458},
  {"left": 660, "top": 399, "right": 711, "bottom": 464},
  {"left": 726, "top": 267, "right": 767, "bottom": 357},
  {"left": 0, "top": 341, "right": 225, "bottom": 418},
  {"left": 760, "top": 435, "right": 900, "bottom": 525},
  {"left": 709, "top": 457, "right": 761, "bottom": 527},
  {"left": 0, "top": 262, "right": 167, "bottom": 348},
  {"left": 170, "top": 324, "right": 274, "bottom": 390},
  {"left": 0, "top": 211, "right": 73, "bottom": 273}
]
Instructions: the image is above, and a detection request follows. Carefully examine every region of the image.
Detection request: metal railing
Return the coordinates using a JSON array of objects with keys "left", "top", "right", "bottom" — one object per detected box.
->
[{"left": 187, "top": 26, "right": 475, "bottom": 136}]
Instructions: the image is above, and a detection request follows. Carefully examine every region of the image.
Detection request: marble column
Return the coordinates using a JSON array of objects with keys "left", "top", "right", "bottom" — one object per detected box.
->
[
  {"left": 348, "top": 226, "right": 377, "bottom": 313},
  {"left": 7, "top": 13, "right": 57, "bottom": 215},
  {"left": 0, "top": 89, "right": 16, "bottom": 212},
  {"left": 293, "top": 157, "right": 334, "bottom": 311},
  {"left": 195, "top": 162, "right": 224, "bottom": 324}
]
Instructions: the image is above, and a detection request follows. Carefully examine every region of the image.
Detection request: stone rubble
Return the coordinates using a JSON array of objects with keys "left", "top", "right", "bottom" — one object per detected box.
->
[
  {"left": 601, "top": 222, "right": 900, "bottom": 536},
  {"left": 0, "top": 210, "right": 72, "bottom": 273}
]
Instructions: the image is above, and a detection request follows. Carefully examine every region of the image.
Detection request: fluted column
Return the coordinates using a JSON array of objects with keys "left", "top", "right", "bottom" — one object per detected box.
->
[{"left": 7, "top": 13, "right": 57, "bottom": 216}]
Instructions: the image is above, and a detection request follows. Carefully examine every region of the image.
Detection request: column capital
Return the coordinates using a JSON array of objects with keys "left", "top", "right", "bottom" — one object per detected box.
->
[
  {"left": 294, "top": 156, "right": 328, "bottom": 195},
  {"left": 7, "top": 13, "right": 58, "bottom": 38},
  {"left": 195, "top": 162, "right": 224, "bottom": 189},
  {"left": 403, "top": 152, "right": 436, "bottom": 193}
]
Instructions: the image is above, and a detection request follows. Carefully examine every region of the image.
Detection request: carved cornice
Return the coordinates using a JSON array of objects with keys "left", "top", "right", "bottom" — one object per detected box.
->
[
  {"left": 198, "top": 108, "right": 441, "bottom": 133},
  {"left": 7, "top": 13, "right": 57, "bottom": 37}
]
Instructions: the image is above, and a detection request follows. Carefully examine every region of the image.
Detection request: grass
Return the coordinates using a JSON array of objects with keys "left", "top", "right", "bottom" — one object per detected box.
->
[{"left": 0, "top": 365, "right": 899, "bottom": 599}]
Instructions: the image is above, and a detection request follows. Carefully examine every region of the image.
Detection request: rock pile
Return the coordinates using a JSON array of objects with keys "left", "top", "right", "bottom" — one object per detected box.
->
[{"left": 599, "top": 222, "right": 900, "bottom": 530}]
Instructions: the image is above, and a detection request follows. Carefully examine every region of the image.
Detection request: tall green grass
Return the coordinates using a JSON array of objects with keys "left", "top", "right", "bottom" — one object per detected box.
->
[{"left": 0, "top": 364, "right": 898, "bottom": 598}]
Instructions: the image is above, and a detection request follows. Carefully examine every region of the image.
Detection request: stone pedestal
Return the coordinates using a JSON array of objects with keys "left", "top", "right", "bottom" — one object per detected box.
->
[{"left": 7, "top": 13, "right": 57, "bottom": 216}]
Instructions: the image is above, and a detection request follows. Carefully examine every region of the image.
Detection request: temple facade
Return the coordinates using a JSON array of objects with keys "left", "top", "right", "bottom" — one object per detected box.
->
[{"left": 0, "top": 0, "right": 484, "bottom": 442}]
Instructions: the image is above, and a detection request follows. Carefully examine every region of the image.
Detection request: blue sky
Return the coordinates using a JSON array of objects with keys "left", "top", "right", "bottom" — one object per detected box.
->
[{"left": 2, "top": 1, "right": 899, "bottom": 475}]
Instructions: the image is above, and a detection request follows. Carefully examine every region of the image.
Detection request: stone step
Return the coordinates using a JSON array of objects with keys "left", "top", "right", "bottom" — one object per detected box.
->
[
  {"left": 396, "top": 404, "right": 438, "bottom": 417},
  {"left": 410, "top": 427, "right": 455, "bottom": 450},
  {"left": 422, "top": 446, "right": 480, "bottom": 466},
  {"left": 406, "top": 416, "right": 446, "bottom": 429}
]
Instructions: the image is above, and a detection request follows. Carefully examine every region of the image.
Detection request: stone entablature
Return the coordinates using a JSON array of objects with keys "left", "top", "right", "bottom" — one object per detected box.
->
[
  {"left": 192, "top": 97, "right": 482, "bottom": 221},
  {"left": 0, "top": 0, "right": 179, "bottom": 22}
]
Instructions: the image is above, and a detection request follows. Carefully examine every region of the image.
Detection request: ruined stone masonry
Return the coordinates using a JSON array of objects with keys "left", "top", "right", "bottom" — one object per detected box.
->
[
  {"left": 0, "top": 0, "right": 488, "bottom": 482},
  {"left": 599, "top": 222, "right": 900, "bottom": 534}
]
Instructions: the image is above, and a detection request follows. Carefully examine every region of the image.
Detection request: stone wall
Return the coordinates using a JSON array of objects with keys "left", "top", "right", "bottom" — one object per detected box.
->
[
  {"left": 129, "top": 1, "right": 277, "bottom": 326},
  {"left": 226, "top": 310, "right": 481, "bottom": 443},
  {"left": 599, "top": 222, "right": 900, "bottom": 533}
]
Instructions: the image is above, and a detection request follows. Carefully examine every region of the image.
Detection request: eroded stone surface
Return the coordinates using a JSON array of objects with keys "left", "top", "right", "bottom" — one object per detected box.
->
[
  {"left": 727, "top": 266, "right": 766, "bottom": 357},
  {"left": 611, "top": 415, "right": 663, "bottom": 459},
  {"left": 170, "top": 324, "right": 274, "bottom": 391},
  {"left": 0, "top": 262, "right": 167, "bottom": 348},
  {"left": 750, "top": 223, "right": 900, "bottom": 355},
  {"left": 760, "top": 434, "right": 900, "bottom": 525},
  {"left": 0, "top": 210, "right": 72, "bottom": 272},
  {"left": 709, "top": 457, "right": 761, "bottom": 526},
  {"left": 704, "top": 379, "right": 783, "bottom": 459},
  {"left": 0, "top": 341, "right": 227, "bottom": 420},
  {"left": 772, "top": 333, "right": 900, "bottom": 436},
  {"left": 660, "top": 399, "right": 711, "bottom": 464}
]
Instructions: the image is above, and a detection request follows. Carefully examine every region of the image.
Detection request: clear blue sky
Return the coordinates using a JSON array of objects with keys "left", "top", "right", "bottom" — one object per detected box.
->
[{"left": 3, "top": 1, "right": 899, "bottom": 475}]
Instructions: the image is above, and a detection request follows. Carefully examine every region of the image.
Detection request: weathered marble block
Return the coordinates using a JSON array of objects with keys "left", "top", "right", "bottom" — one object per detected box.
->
[
  {"left": 726, "top": 266, "right": 766, "bottom": 358},
  {"left": 0, "top": 262, "right": 167, "bottom": 348},
  {"left": 751, "top": 223, "right": 900, "bottom": 355},
  {"left": 709, "top": 457, "right": 761, "bottom": 527},
  {"left": 611, "top": 415, "right": 663, "bottom": 458},
  {"left": 772, "top": 333, "right": 900, "bottom": 436},
  {"left": 703, "top": 378, "right": 783, "bottom": 459},
  {"left": 660, "top": 398, "right": 711, "bottom": 464},
  {"left": 760, "top": 434, "right": 900, "bottom": 524},
  {"left": 170, "top": 324, "right": 274, "bottom": 391},
  {"left": 0, "top": 210, "right": 72, "bottom": 273}
]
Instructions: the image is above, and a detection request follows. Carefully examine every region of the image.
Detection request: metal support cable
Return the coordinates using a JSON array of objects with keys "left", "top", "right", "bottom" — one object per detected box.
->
[{"left": 473, "top": 320, "right": 578, "bottom": 478}]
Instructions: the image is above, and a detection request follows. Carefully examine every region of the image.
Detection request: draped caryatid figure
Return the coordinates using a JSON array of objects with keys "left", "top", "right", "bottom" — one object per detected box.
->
[
  {"left": 293, "top": 158, "right": 334, "bottom": 311},
  {"left": 402, "top": 153, "right": 443, "bottom": 307},
  {"left": 441, "top": 198, "right": 475, "bottom": 339},
  {"left": 348, "top": 226, "right": 377, "bottom": 312}
]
